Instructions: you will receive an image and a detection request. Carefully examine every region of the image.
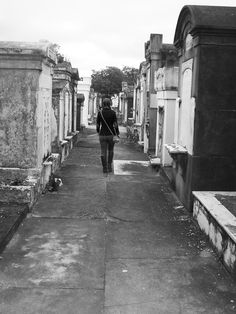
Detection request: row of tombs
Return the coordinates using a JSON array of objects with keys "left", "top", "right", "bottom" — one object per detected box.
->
[
  {"left": 0, "top": 41, "right": 87, "bottom": 207},
  {"left": 133, "top": 5, "right": 236, "bottom": 276}
]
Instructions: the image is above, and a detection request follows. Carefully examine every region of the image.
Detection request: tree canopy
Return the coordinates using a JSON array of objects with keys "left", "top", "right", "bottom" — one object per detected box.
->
[
  {"left": 91, "top": 66, "right": 138, "bottom": 97},
  {"left": 122, "top": 66, "right": 139, "bottom": 85}
]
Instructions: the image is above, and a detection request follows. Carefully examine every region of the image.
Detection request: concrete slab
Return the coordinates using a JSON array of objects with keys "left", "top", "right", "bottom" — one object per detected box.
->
[
  {"left": 54, "top": 177, "right": 106, "bottom": 195},
  {"left": 0, "top": 219, "right": 105, "bottom": 289},
  {"left": 32, "top": 178, "right": 106, "bottom": 218},
  {"left": 106, "top": 220, "right": 210, "bottom": 259},
  {"left": 104, "top": 299, "right": 180, "bottom": 314},
  {"left": 108, "top": 172, "right": 164, "bottom": 182},
  {"left": 56, "top": 164, "right": 105, "bottom": 178},
  {"left": 113, "top": 160, "right": 150, "bottom": 176},
  {"left": 107, "top": 181, "right": 166, "bottom": 206},
  {"left": 105, "top": 258, "right": 236, "bottom": 312},
  {"left": 32, "top": 193, "right": 106, "bottom": 218},
  {"left": 114, "top": 143, "right": 148, "bottom": 161},
  {"left": 63, "top": 150, "right": 101, "bottom": 165},
  {"left": 0, "top": 287, "right": 103, "bottom": 314},
  {"left": 106, "top": 181, "right": 178, "bottom": 222},
  {"left": 76, "top": 141, "right": 101, "bottom": 150}
]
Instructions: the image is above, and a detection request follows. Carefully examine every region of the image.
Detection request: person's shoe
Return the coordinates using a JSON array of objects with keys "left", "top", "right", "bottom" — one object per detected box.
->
[
  {"left": 108, "top": 163, "right": 113, "bottom": 173},
  {"left": 101, "top": 156, "right": 108, "bottom": 173}
]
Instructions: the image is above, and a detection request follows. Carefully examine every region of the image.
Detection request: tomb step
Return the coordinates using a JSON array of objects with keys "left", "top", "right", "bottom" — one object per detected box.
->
[{"left": 193, "top": 191, "right": 236, "bottom": 277}]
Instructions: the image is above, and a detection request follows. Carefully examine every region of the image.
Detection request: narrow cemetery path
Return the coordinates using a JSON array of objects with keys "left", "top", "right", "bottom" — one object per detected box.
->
[{"left": 0, "top": 126, "right": 236, "bottom": 313}]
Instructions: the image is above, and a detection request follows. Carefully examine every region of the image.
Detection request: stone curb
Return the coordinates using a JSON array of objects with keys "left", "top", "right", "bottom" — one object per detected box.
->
[{"left": 0, "top": 204, "right": 28, "bottom": 254}]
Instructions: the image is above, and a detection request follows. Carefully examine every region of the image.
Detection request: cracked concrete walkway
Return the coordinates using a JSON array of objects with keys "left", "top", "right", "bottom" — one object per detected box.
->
[{"left": 0, "top": 126, "right": 236, "bottom": 313}]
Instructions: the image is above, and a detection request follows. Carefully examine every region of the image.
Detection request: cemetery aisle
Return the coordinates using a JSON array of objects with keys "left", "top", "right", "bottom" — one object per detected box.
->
[{"left": 0, "top": 126, "right": 236, "bottom": 313}]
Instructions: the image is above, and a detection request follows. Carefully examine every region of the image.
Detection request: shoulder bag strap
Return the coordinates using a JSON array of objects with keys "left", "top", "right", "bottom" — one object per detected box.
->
[{"left": 100, "top": 110, "right": 117, "bottom": 136}]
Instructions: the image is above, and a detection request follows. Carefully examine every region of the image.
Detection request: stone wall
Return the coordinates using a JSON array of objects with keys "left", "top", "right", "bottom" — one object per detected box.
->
[{"left": 0, "top": 42, "right": 55, "bottom": 168}]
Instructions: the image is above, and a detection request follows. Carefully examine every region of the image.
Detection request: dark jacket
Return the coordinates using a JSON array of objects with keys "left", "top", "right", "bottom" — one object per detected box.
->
[{"left": 96, "top": 108, "right": 119, "bottom": 136}]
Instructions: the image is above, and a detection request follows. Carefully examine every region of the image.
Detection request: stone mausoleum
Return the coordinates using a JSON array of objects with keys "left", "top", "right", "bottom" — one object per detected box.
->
[
  {"left": 166, "top": 5, "right": 236, "bottom": 211},
  {"left": 0, "top": 41, "right": 79, "bottom": 207}
]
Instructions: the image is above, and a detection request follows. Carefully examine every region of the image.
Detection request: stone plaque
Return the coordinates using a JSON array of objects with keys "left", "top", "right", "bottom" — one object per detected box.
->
[
  {"left": 185, "top": 34, "right": 193, "bottom": 51},
  {"left": 178, "top": 59, "right": 195, "bottom": 155}
]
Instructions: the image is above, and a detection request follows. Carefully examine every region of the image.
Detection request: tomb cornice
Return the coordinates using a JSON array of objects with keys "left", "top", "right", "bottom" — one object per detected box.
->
[
  {"left": 192, "top": 30, "right": 236, "bottom": 47},
  {"left": 0, "top": 55, "right": 55, "bottom": 72},
  {"left": 0, "top": 55, "right": 44, "bottom": 71},
  {"left": 0, "top": 41, "right": 57, "bottom": 67}
]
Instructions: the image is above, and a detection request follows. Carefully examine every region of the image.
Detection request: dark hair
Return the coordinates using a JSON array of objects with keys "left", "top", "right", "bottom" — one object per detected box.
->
[{"left": 102, "top": 98, "right": 111, "bottom": 108}]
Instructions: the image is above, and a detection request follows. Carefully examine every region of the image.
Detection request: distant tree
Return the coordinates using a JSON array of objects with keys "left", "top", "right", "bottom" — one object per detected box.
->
[
  {"left": 91, "top": 66, "right": 138, "bottom": 97},
  {"left": 91, "top": 66, "right": 124, "bottom": 97},
  {"left": 122, "top": 66, "right": 139, "bottom": 85}
]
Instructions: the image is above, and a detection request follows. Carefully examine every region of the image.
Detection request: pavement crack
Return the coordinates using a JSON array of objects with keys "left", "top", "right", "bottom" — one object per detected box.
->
[
  {"left": 105, "top": 299, "right": 180, "bottom": 309},
  {"left": 101, "top": 213, "right": 137, "bottom": 223}
]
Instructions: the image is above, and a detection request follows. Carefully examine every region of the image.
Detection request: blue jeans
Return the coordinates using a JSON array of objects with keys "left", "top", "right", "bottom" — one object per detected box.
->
[{"left": 99, "top": 135, "right": 114, "bottom": 165}]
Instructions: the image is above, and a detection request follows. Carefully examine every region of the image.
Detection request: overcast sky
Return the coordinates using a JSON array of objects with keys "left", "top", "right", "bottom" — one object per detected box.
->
[{"left": 1, "top": 0, "right": 236, "bottom": 77}]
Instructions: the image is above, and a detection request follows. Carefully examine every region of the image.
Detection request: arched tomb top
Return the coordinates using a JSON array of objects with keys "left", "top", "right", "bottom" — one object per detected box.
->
[{"left": 174, "top": 5, "right": 236, "bottom": 48}]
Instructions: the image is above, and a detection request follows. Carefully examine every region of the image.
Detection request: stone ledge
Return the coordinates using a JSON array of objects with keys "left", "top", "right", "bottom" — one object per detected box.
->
[
  {"left": 0, "top": 185, "right": 35, "bottom": 208},
  {"left": 0, "top": 153, "right": 61, "bottom": 206},
  {"left": 65, "top": 135, "right": 73, "bottom": 141},
  {"left": 0, "top": 167, "right": 40, "bottom": 186},
  {"left": 149, "top": 157, "right": 161, "bottom": 166},
  {"left": 138, "top": 141, "right": 144, "bottom": 147},
  {"left": 165, "top": 143, "right": 188, "bottom": 154},
  {"left": 60, "top": 140, "right": 68, "bottom": 146},
  {"left": 193, "top": 191, "right": 236, "bottom": 277}
]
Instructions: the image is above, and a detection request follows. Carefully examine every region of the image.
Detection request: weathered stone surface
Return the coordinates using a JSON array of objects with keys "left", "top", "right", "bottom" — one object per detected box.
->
[
  {"left": 0, "top": 288, "right": 103, "bottom": 314},
  {"left": 0, "top": 168, "right": 40, "bottom": 185},
  {"left": 105, "top": 258, "right": 236, "bottom": 312},
  {"left": 0, "top": 70, "right": 38, "bottom": 168},
  {"left": 0, "top": 185, "right": 34, "bottom": 205},
  {"left": 104, "top": 300, "right": 179, "bottom": 314},
  {"left": 193, "top": 192, "right": 236, "bottom": 277},
  {"left": 34, "top": 172, "right": 106, "bottom": 221},
  {"left": 0, "top": 42, "right": 56, "bottom": 169},
  {"left": 55, "top": 163, "right": 103, "bottom": 178},
  {"left": 106, "top": 220, "right": 209, "bottom": 259},
  {"left": 32, "top": 188, "right": 106, "bottom": 219},
  {"left": 106, "top": 180, "right": 176, "bottom": 222},
  {"left": 0, "top": 219, "right": 105, "bottom": 289}
]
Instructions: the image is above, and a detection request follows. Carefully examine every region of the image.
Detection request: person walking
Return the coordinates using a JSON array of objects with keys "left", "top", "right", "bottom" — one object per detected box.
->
[{"left": 96, "top": 98, "right": 120, "bottom": 174}]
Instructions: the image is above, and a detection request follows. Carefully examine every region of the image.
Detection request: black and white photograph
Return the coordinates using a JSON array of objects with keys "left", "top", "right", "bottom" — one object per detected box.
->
[{"left": 0, "top": 0, "right": 236, "bottom": 313}]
